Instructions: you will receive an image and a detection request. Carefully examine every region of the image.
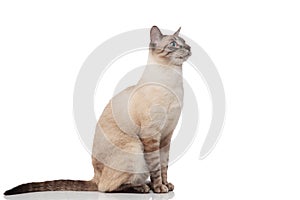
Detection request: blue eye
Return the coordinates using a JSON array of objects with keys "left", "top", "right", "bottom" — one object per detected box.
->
[{"left": 170, "top": 41, "right": 177, "bottom": 47}]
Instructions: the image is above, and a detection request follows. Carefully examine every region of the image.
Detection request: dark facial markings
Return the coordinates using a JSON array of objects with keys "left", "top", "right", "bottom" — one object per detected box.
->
[
  {"left": 157, "top": 45, "right": 168, "bottom": 54},
  {"left": 153, "top": 34, "right": 191, "bottom": 61},
  {"left": 164, "top": 49, "right": 176, "bottom": 57}
]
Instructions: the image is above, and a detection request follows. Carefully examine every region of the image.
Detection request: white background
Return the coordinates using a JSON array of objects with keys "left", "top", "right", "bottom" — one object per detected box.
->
[{"left": 1, "top": 0, "right": 300, "bottom": 200}]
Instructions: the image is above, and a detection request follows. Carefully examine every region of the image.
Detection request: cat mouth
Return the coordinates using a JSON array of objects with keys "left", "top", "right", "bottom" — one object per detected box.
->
[{"left": 177, "top": 52, "right": 192, "bottom": 59}]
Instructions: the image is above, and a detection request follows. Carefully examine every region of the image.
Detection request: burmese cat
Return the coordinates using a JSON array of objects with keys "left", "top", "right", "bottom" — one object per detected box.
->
[{"left": 5, "top": 26, "right": 191, "bottom": 195}]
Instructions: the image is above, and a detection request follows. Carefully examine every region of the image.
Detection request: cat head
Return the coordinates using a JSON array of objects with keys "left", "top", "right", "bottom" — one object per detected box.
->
[{"left": 149, "top": 26, "right": 191, "bottom": 66}]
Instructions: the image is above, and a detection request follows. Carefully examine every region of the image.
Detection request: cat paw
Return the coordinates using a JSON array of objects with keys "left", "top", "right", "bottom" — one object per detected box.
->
[
  {"left": 153, "top": 184, "right": 169, "bottom": 193},
  {"left": 164, "top": 182, "right": 174, "bottom": 191},
  {"left": 133, "top": 184, "right": 150, "bottom": 193}
]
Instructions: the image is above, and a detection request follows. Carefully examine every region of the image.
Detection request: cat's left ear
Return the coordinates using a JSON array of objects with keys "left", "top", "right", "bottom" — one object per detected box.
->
[
  {"left": 174, "top": 27, "right": 181, "bottom": 36},
  {"left": 150, "top": 26, "right": 163, "bottom": 45}
]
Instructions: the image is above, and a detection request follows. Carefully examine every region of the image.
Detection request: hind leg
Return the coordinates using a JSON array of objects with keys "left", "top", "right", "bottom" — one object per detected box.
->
[
  {"left": 96, "top": 163, "right": 149, "bottom": 193},
  {"left": 97, "top": 166, "right": 131, "bottom": 192},
  {"left": 116, "top": 172, "right": 150, "bottom": 193},
  {"left": 92, "top": 115, "right": 149, "bottom": 192},
  {"left": 91, "top": 157, "right": 104, "bottom": 185},
  {"left": 113, "top": 171, "right": 150, "bottom": 193},
  {"left": 115, "top": 183, "right": 150, "bottom": 193}
]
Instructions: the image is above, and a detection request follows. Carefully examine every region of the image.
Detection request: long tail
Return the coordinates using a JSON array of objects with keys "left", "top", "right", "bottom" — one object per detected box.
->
[{"left": 4, "top": 180, "right": 98, "bottom": 196}]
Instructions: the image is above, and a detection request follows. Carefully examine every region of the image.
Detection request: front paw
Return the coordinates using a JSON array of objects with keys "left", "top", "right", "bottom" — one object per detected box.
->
[
  {"left": 153, "top": 184, "right": 169, "bottom": 193},
  {"left": 164, "top": 182, "right": 174, "bottom": 191}
]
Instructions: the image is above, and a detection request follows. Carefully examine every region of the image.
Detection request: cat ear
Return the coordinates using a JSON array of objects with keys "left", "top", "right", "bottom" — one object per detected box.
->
[
  {"left": 150, "top": 26, "right": 163, "bottom": 45},
  {"left": 174, "top": 27, "right": 181, "bottom": 36}
]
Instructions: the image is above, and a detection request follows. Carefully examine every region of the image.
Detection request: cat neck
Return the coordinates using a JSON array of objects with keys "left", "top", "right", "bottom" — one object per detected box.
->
[
  {"left": 147, "top": 52, "right": 183, "bottom": 71},
  {"left": 137, "top": 52, "right": 183, "bottom": 91}
]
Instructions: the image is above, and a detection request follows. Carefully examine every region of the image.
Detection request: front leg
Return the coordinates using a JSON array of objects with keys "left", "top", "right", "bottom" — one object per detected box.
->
[
  {"left": 140, "top": 132, "right": 169, "bottom": 193},
  {"left": 160, "top": 132, "right": 174, "bottom": 191}
]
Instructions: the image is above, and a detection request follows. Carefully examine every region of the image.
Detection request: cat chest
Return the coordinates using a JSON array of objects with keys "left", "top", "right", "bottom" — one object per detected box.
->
[
  {"left": 162, "top": 101, "right": 182, "bottom": 133},
  {"left": 145, "top": 97, "right": 182, "bottom": 135}
]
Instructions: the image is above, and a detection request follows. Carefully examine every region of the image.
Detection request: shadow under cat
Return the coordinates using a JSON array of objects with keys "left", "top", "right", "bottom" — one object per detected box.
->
[{"left": 4, "top": 191, "right": 175, "bottom": 200}]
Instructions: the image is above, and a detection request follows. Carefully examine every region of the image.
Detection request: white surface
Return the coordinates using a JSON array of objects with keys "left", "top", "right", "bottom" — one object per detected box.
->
[
  {"left": 4, "top": 191, "right": 175, "bottom": 200},
  {"left": 1, "top": 0, "right": 300, "bottom": 200}
]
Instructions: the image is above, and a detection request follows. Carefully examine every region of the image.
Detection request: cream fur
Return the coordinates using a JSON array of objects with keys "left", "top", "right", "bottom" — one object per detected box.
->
[{"left": 91, "top": 26, "right": 191, "bottom": 193}]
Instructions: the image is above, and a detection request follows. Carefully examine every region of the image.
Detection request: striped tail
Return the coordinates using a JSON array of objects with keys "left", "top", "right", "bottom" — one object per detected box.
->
[{"left": 4, "top": 180, "right": 98, "bottom": 196}]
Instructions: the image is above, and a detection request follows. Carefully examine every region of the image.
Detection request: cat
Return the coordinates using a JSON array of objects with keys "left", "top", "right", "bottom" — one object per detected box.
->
[{"left": 4, "top": 25, "right": 191, "bottom": 195}]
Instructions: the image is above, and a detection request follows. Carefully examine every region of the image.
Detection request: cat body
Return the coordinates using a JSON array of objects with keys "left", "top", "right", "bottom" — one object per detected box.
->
[
  {"left": 92, "top": 54, "right": 184, "bottom": 193},
  {"left": 4, "top": 26, "right": 191, "bottom": 195}
]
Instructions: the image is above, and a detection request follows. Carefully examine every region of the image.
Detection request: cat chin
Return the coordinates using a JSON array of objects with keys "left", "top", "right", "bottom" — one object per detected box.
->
[
  {"left": 169, "top": 61, "right": 184, "bottom": 66},
  {"left": 169, "top": 57, "right": 189, "bottom": 66}
]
